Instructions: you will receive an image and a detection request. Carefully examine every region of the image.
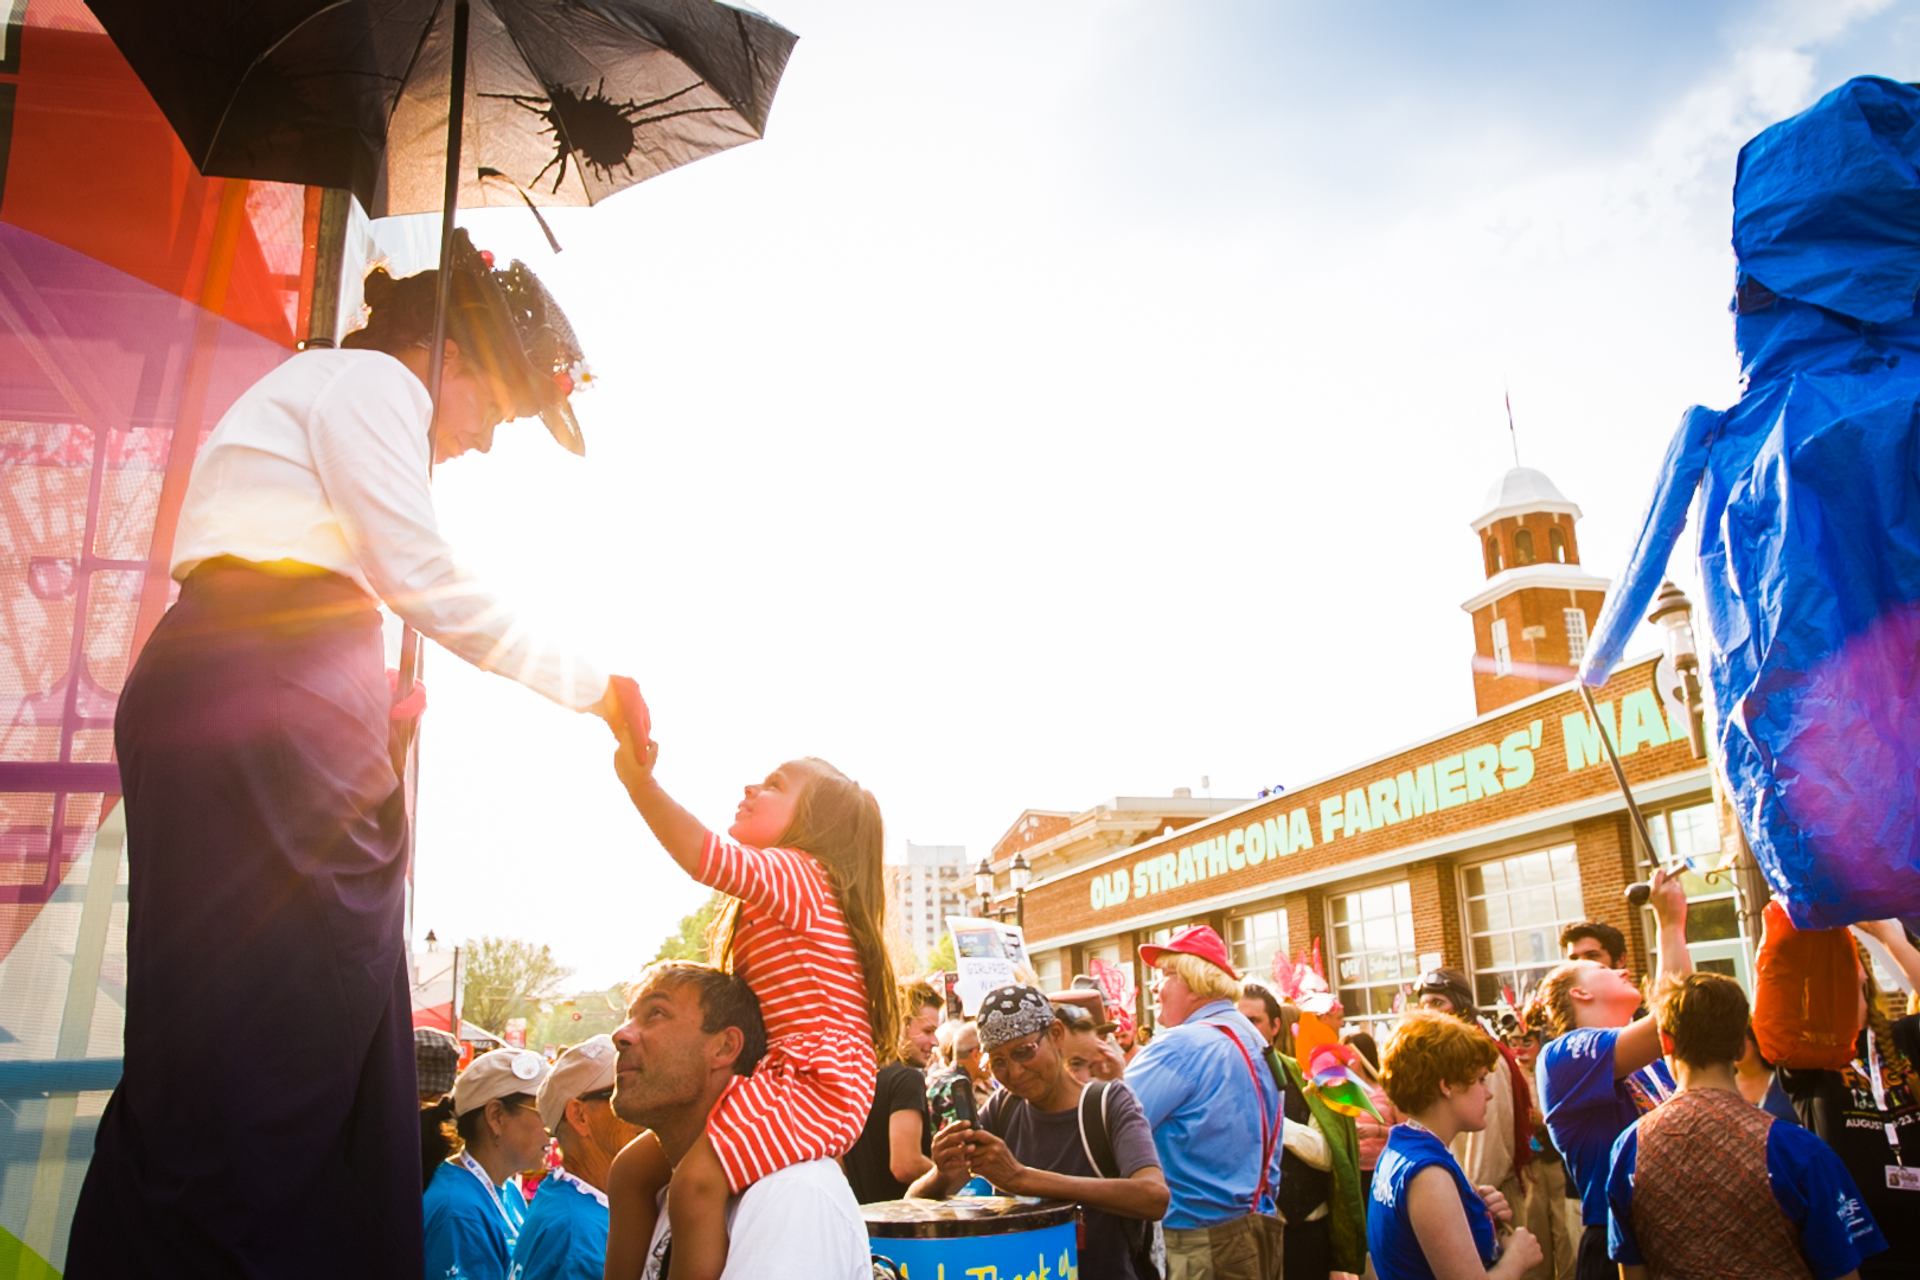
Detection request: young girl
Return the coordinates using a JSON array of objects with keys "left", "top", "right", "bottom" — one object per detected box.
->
[
  {"left": 606, "top": 682, "right": 897, "bottom": 1280},
  {"left": 1369, "top": 1011, "right": 1543, "bottom": 1280}
]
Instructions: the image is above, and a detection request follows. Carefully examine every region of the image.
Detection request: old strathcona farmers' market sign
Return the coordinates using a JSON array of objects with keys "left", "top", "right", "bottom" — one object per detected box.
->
[{"left": 1086, "top": 674, "right": 1687, "bottom": 914}]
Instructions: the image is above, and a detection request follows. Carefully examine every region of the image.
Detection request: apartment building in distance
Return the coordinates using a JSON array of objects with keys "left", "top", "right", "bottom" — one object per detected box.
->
[{"left": 889, "top": 841, "right": 971, "bottom": 960}]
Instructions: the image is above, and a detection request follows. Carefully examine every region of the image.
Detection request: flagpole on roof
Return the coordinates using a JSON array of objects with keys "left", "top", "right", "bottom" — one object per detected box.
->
[{"left": 1505, "top": 386, "right": 1521, "bottom": 467}]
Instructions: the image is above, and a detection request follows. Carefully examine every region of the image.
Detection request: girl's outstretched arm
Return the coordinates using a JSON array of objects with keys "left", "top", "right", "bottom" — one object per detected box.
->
[{"left": 608, "top": 690, "right": 708, "bottom": 879}]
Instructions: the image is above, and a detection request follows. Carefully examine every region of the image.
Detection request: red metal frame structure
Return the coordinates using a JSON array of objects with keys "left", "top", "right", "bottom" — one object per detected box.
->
[{"left": 0, "top": 4, "right": 324, "bottom": 1269}]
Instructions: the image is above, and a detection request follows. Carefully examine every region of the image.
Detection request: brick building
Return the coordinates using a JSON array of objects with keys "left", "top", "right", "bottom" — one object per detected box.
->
[{"left": 1015, "top": 467, "right": 1743, "bottom": 1039}]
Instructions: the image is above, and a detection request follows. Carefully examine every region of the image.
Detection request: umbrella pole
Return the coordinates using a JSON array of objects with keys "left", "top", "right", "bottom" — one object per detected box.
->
[{"left": 394, "top": 0, "right": 470, "bottom": 756}]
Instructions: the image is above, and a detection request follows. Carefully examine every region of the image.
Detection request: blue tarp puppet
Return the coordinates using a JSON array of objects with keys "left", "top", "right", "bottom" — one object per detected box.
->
[{"left": 1580, "top": 76, "right": 1920, "bottom": 930}]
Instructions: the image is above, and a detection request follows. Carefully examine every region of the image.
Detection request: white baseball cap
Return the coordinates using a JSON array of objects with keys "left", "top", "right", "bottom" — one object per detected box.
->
[
  {"left": 452, "top": 1048, "right": 549, "bottom": 1117},
  {"left": 536, "top": 1034, "right": 619, "bottom": 1132}
]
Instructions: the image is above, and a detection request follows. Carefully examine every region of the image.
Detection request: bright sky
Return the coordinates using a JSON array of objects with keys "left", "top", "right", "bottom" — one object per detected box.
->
[{"left": 396, "top": 0, "right": 1917, "bottom": 991}]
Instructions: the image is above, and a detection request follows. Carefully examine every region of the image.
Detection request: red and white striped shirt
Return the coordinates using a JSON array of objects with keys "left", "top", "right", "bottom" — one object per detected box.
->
[{"left": 695, "top": 832, "right": 877, "bottom": 1190}]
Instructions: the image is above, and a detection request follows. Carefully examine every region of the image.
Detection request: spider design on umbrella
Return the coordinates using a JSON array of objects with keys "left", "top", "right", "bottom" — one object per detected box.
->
[{"left": 483, "top": 79, "right": 731, "bottom": 191}]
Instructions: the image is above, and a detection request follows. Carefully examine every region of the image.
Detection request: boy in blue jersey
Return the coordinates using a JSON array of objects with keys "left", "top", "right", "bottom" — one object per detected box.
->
[
  {"left": 511, "top": 1035, "right": 643, "bottom": 1280},
  {"left": 1533, "top": 868, "right": 1690, "bottom": 1280},
  {"left": 1607, "top": 972, "right": 1884, "bottom": 1279}
]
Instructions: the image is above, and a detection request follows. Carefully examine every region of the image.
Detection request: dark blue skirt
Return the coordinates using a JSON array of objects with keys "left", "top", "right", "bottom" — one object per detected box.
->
[{"left": 68, "top": 562, "right": 421, "bottom": 1278}]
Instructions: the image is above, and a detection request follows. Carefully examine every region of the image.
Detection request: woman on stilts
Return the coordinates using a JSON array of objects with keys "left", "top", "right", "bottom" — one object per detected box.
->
[{"left": 66, "top": 233, "right": 625, "bottom": 1279}]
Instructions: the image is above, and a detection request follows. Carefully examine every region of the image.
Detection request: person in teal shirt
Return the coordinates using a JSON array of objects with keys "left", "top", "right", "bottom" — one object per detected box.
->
[
  {"left": 511, "top": 1035, "right": 642, "bottom": 1280},
  {"left": 424, "top": 1049, "right": 551, "bottom": 1279}
]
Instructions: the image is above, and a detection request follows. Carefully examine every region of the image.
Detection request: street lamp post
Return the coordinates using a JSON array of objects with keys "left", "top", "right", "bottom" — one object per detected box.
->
[
  {"left": 1649, "top": 580, "right": 1708, "bottom": 757},
  {"left": 974, "top": 854, "right": 1033, "bottom": 926},
  {"left": 974, "top": 856, "right": 996, "bottom": 919},
  {"left": 1626, "top": 582, "right": 1764, "bottom": 972}
]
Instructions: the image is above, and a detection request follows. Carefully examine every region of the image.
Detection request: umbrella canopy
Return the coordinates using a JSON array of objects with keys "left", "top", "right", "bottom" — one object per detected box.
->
[{"left": 82, "top": 0, "right": 798, "bottom": 216}]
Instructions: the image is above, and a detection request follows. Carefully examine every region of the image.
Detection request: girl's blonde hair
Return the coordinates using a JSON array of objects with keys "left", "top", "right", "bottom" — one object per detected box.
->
[
  {"left": 1858, "top": 939, "right": 1917, "bottom": 1093},
  {"left": 1532, "top": 960, "right": 1590, "bottom": 1040},
  {"left": 713, "top": 758, "right": 899, "bottom": 1059}
]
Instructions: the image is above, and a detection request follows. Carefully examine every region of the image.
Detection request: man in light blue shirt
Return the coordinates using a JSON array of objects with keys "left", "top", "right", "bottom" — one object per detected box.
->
[
  {"left": 1126, "top": 925, "right": 1285, "bottom": 1280},
  {"left": 511, "top": 1035, "right": 641, "bottom": 1280}
]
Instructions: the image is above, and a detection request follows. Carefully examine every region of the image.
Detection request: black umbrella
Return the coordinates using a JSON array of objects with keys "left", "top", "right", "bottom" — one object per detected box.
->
[
  {"left": 82, "top": 0, "right": 796, "bottom": 758},
  {"left": 82, "top": 0, "right": 797, "bottom": 217},
  {"left": 85, "top": 0, "right": 796, "bottom": 410}
]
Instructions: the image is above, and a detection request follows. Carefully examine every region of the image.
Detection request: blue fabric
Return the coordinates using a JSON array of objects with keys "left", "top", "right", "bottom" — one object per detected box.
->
[
  {"left": 504, "top": 1177, "right": 527, "bottom": 1234},
  {"left": 1125, "top": 1000, "right": 1284, "bottom": 1230},
  {"left": 1761, "top": 1075, "right": 1801, "bottom": 1126},
  {"left": 423, "top": 1160, "right": 527, "bottom": 1280},
  {"left": 1579, "top": 75, "right": 1920, "bottom": 931},
  {"left": 508, "top": 1173, "right": 607, "bottom": 1280},
  {"left": 1607, "top": 1106, "right": 1886, "bottom": 1277},
  {"left": 1539, "top": 1027, "right": 1675, "bottom": 1227},
  {"left": 1365, "top": 1125, "right": 1497, "bottom": 1280}
]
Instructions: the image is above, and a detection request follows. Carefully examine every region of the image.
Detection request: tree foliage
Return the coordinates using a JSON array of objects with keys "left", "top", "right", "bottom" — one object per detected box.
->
[
  {"left": 460, "top": 935, "right": 573, "bottom": 1035},
  {"left": 523, "top": 984, "right": 628, "bottom": 1052},
  {"left": 654, "top": 892, "right": 726, "bottom": 963},
  {"left": 921, "top": 931, "right": 956, "bottom": 975}
]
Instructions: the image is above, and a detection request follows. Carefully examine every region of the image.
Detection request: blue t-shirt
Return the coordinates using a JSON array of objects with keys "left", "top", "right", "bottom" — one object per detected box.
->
[
  {"left": 424, "top": 1159, "right": 529, "bottom": 1280},
  {"left": 1366, "top": 1124, "right": 1498, "bottom": 1280},
  {"left": 509, "top": 1170, "right": 609, "bottom": 1280},
  {"left": 1607, "top": 1103, "right": 1886, "bottom": 1278},
  {"left": 1539, "top": 1026, "right": 1675, "bottom": 1225}
]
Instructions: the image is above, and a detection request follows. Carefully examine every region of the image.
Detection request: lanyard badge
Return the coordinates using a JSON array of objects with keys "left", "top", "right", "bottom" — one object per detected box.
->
[{"left": 457, "top": 1151, "right": 524, "bottom": 1239}]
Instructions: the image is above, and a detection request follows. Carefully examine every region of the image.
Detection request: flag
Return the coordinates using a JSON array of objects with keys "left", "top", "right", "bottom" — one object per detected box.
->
[{"left": 1089, "top": 956, "right": 1136, "bottom": 1039}]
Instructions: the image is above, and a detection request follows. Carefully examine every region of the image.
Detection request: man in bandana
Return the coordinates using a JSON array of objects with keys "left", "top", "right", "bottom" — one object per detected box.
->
[{"left": 911, "top": 985, "right": 1167, "bottom": 1280}]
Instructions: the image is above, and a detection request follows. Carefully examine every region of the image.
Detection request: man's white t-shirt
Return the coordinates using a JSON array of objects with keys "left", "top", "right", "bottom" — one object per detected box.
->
[{"left": 640, "top": 1159, "right": 869, "bottom": 1279}]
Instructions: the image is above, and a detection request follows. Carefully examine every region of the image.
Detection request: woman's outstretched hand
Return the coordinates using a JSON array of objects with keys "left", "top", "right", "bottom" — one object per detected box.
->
[
  {"left": 597, "top": 676, "right": 659, "bottom": 800},
  {"left": 594, "top": 675, "right": 651, "bottom": 743},
  {"left": 596, "top": 677, "right": 705, "bottom": 878}
]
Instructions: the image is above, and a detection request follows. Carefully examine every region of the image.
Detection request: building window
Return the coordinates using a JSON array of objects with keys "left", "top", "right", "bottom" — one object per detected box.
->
[
  {"left": 1549, "top": 526, "right": 1568, "bottom": 563},
  {"left": 1462, "top": 844, "right": 1585, "bottom": 1010},
  {"left": 1514, "top": 528, "right": 1536, "bottom": 565},
  {"left": 1032, "top": 949, "right": 1066, "bottom": 991},
  {"left": 1491, "top": 618, "right": 1512, "bottom": 675},
  {"left": 1330, "top": 882, "right": 1417, "bottom": 1038},
  {"left": 1564, "top": 608, "right": 1588, "bottom": 663},
  {"left": 1484, "top": 536, "right": 1502, "bottom": 575},
  {"left": 1640, "top": 801, "right": 1750, "bottom": 986},
  {"left": 1229, "top": 908, "right": 1290, "bottom": 986}
]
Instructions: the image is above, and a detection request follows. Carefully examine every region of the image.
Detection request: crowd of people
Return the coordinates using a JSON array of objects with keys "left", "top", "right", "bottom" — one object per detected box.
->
[{"left": 407, "top": 873, "right": 1920, "bottom": 1280}]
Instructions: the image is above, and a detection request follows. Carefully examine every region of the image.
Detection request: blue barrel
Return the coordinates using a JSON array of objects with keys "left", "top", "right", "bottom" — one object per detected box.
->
[{"left": 864, "top": 1196, "right": 1078, "bottom": 1279}]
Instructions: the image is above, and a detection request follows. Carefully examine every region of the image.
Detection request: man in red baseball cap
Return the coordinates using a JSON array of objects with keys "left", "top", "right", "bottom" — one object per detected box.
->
[{"left": 1126, "top": 926, "right": 1287, "bottom": 1278}]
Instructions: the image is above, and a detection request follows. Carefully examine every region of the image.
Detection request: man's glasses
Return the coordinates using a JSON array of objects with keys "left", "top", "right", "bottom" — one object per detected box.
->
[
  {"left": 578, "top": 1087, "right": 615, "bottom": 1105},
  {"left": 987, "top": 1036, "right": 1044, "bottom": 1073}
]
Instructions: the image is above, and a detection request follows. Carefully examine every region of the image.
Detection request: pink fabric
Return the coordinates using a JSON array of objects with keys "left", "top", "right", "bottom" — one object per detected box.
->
[{"left": 1354, "top": 1079, "right": 1402, "bottom": 1171}]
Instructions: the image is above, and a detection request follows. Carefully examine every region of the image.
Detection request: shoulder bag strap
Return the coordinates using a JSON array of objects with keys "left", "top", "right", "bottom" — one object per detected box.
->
[
  {"left": 1076, "top": 1080, "right": 1122, "bottom": 1179},
  {"left": 1212, "top": 1022, "right": 1279, "bottom": 1214}
]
